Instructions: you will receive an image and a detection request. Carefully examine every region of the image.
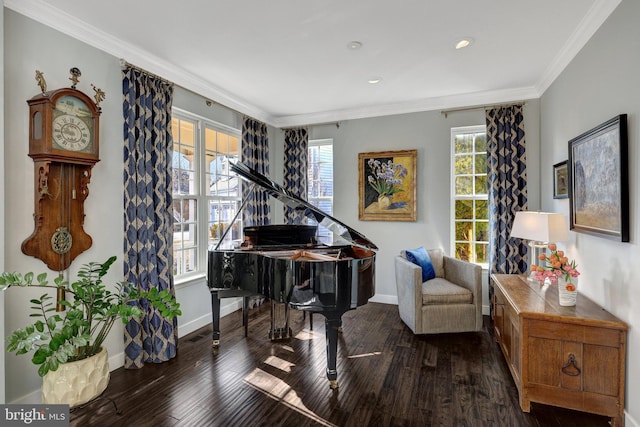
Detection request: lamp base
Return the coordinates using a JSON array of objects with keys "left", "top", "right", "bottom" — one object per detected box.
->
[{"left": 527, "top": 241, "right": 549, "bottom": 281}]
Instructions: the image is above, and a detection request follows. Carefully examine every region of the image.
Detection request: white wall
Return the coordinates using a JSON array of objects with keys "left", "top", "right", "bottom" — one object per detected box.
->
[{"left": 540, "top": 0, "right": 639, "bottom": 424}]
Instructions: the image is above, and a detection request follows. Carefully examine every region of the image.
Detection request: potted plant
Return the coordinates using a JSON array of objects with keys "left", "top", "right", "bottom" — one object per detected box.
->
[{"left": 0, "top": 256, "right": 182, "bottom": 405}]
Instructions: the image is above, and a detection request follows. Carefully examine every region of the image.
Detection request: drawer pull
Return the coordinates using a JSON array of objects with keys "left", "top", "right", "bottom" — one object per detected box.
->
[{"left": 561, "top": 353, "right": 581, "bottom": 376}]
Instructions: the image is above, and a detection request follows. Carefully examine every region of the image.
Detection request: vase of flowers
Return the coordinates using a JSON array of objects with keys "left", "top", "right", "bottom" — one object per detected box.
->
[
  {"left": 367, "top": 159, "right": 408, "bottom": 209},
  {"left": 532, "top": 243, "right": 580, "bottom": 306}
]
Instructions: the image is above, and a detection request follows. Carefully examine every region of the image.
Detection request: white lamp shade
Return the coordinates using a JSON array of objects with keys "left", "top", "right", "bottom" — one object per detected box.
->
[{"left": 509, "top": 211, "right": 568, "bottom": 243}]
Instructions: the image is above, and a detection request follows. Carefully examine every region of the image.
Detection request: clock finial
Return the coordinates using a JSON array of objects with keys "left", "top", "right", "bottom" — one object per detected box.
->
[
  {"left": 91, "top": 84, "right": 106, "bottom": 108},
  {"left": 35, "top": 70, "right": 47, "bottom": 95},
  {"left": 69, "top": 67, "right": 81, "bottom": 89}
]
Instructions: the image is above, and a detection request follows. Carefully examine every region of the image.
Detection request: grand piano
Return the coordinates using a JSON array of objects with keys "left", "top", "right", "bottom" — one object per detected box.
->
[{"left": 207, "top": 161, "right": 377, "bottom": 389}]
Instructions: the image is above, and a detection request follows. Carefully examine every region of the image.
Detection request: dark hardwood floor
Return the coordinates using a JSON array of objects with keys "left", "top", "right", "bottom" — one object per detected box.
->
[{"left": 70, "top": 302, "right": 612, "bottom": 426}]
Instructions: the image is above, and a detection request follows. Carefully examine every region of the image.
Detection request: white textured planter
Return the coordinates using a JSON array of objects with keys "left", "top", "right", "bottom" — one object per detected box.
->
[{"left": 42, "top": 347, "right": 110, "bottom": 407}]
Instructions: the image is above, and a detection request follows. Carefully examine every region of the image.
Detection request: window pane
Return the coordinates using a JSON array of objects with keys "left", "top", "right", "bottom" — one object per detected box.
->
[
  {"left": 183, "top": 248, "right": 197, "bottom": 273},
  {"left": 455, "top": 200, "right": 473, "bottom": 219},
  {"left": 173, "top": 199, "right": 197, "bottom": 222},
  {"left": 208, "top": 199, "right": 241, "bottom": 249},
  {"left": 455, "top": 155, "right": 473, "bottom": 175},
  {"left": 474, "top": 133, "right": 487, "bottom": 152},
  {"left": 475, "top": 200, "right": 488, "bottom": 219},
  {"left": 455, "top": 243, "right": 472, "bottom": 262},
  {"left": 455, "top": 134, "right": 473, "bottom": 153},
  {"left": 320, "top": 180, "right": 333, "bottom": 197},
  {"left": 455, "top": 176, "right": 473, "bottom": 195},
  {"left": 474, "top": 175, "right": 487, "bottom": 195},
  {"left": 475, "top": 243, "right": 488, "bottom": 264},
  {"left": 475, "top": 153, "right": 487, "bottom": 174},
  {"left": 475, "top": 222, "right": 488, "bottom": 242},
  {"left": 455, "top": 221, "right": 472, "bottom": 241}
]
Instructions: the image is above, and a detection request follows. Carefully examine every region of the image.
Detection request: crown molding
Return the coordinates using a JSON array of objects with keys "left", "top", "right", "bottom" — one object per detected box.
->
[
  {"left": 5, "top": 0, "right": 276, "bottom": 125},
  {"left": 271, "top": 86, "right": 540, "bottom": 128},
  {"left": 6, "top": 0, "right": 620, "bottom": 129},
  {"left": 535, "top": 0, "right": 621, "bottom": 95}
]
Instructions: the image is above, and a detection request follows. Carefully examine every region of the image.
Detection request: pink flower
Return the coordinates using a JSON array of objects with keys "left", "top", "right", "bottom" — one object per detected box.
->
[{"left": 531, "top": 244, "right": 580, "bottom": 284}]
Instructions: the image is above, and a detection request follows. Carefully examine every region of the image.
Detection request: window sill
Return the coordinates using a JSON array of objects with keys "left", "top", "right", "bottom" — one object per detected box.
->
[{"left": 174, "top": 272, "right": 207, "bottom": 289}]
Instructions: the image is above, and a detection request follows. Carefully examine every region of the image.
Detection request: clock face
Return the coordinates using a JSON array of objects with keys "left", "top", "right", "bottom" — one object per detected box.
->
[{"left": 52, "top": 95, "right": 94, "bottom": 153}]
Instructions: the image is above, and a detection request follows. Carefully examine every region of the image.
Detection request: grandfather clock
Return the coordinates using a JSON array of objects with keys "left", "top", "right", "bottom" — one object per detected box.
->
[{"left": 21, "top": 68, "right": 105, "bottom": 271}]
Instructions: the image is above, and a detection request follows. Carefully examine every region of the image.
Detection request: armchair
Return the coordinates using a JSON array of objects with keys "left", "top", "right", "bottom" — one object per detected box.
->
[{"left": 394, "top": 248, "right": 482, "bottom": 334}]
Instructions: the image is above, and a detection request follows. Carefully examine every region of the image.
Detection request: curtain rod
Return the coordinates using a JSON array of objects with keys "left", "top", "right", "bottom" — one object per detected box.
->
[
  {"left": 120, "top": 59, "right": 252, "bottom": 119},
  {"left": 280, "top": 121, "right": 340, "bottom": 131},
  {"left": 120, "top": 59, "right": 174, "bottom": 86},
  {"left": 440, "top": 101, "right": 526, "bottom": 118}
]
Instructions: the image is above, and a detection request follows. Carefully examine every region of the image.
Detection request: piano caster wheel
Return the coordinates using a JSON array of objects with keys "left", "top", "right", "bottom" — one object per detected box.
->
[
  {"left": 212, "top": 339, "right": 220, "bottom": 348},
  {"left": 329, "top": 380, "right": 339, "bottom": 390}
]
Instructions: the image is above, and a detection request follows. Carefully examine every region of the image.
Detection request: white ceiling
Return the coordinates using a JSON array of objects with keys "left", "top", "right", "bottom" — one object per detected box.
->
[{"left": 7, "top": 0, "right": 621, "bottom": 127}]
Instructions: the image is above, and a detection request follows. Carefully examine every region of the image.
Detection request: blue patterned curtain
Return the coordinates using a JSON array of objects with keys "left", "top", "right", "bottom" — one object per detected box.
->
[
  {"left": 487, "top": 104, "right": 529, "bottom": 291},
  {"left": 241, "top": 116, "right": 271, "bottom": 225},
  {"left": 486, "top": 105, "right": 528, "bottom": 317},
  {"left": 487, "top": 105, "right": 529, "bottom": 278},
  {"left": 283, "top": 128, "right": 308, "bottom": 224},
  {"left": 122, "top": 67, "right": 177, "bottom": 368}
]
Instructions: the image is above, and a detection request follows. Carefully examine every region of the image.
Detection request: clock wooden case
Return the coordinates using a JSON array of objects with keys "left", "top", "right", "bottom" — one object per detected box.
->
[{"left": 22, "top": 87, "right": 101, "bottom": 271}]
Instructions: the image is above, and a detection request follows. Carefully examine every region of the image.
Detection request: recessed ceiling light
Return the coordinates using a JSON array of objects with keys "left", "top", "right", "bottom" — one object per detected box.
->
[
  {"left": 348, "top": 41, "right": 363, "bottom": 50},
  {"left": 368, "top": 77, "right": 382, "bottom": 84},
  {"left": 455, "top": 38, "right": 474, "bottom": 49}
]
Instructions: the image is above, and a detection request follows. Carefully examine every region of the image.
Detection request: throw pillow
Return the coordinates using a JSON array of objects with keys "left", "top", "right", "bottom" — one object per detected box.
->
[{"left": 405, "top": 246, "right": 436, "bottom": 282}]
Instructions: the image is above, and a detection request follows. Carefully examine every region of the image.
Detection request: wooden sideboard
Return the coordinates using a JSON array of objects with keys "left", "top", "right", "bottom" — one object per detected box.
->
[{"left": 491, "top": 274, "right": 627, "bottom": 427}]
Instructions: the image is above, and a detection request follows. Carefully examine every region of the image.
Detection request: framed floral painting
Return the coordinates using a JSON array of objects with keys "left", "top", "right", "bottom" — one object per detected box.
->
[{"left": 358, "top": 149, "right": 417, "bottom": 221}]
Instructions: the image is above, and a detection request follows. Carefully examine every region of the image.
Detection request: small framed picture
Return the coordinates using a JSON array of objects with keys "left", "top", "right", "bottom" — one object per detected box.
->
[{"left": 553, "top": 161, "right": 568, "bottom": 199}]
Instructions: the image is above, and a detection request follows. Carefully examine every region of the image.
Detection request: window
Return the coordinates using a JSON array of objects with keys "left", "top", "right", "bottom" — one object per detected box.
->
[
  {"left": 451, "top": 126, "right": 488, "bottom": 265},
  {"left": 171, "top": 110, "right": 241, "bottom": 279},
  {"left": 307, "top": 139, "right": 333, "bottom": 242}
]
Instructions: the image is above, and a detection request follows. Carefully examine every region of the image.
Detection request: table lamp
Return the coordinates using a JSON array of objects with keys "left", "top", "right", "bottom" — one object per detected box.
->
[{"left": 509, "top": 211, "right": 568, "bottom": 280}]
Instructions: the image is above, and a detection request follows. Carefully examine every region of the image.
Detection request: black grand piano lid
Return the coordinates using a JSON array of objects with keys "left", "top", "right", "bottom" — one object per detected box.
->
[{"left": 231, "top": 161, "right": 378, "bottom": 251}]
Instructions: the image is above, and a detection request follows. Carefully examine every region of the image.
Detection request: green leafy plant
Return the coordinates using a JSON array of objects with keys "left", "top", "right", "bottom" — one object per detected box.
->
[{"left": 0, "top": 256, "right": 182, "bottom": 377}]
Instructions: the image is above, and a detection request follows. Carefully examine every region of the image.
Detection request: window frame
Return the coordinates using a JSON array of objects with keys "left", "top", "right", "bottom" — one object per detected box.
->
[
  {"left": 307, "top": 138, "right": 333, "bottom": 242},
  {"left": 172, "top": 107, "right": 242, "bottom": 284},
  {"left": 450, "top": 125, "right": 489, "bottom": 268}
]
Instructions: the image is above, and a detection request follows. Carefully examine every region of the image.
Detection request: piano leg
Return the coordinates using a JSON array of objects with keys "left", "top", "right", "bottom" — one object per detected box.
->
[
  {"left": 269, "top": 301, "right": 292, "bottom": 340},
  {"left": 242, "top": 296, "right": 249, "bottom": 337},
  {"left": 210, "top": 290, "right": 221, "bottom": 348},
  {"left": 324, "top": 314, "right": 342, "bottom": 390}
]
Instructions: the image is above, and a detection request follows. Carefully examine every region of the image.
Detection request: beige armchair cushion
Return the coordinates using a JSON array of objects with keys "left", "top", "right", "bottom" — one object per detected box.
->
[{"left": 422, "top": 278, "right": 473, "bottom": 305}]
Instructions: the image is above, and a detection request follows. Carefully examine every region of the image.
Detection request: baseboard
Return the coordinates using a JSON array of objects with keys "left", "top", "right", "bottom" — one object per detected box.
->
[
  {"left": 107, "top": 298, "right": 244, "bottom": 373},
  {"left": 369, "top": 293, "right": 397, "bottom": 305},
  {"left": 482, "top": 304, "right": 490, "bottom": 316},
  {"left": 627, "top": 411, "right": 639, "bottom": 427}
]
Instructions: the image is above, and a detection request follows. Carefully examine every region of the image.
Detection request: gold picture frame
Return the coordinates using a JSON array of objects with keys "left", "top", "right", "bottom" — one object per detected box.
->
[{"left": 358, "top": 149, "right": 417, "bottom": 221}]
